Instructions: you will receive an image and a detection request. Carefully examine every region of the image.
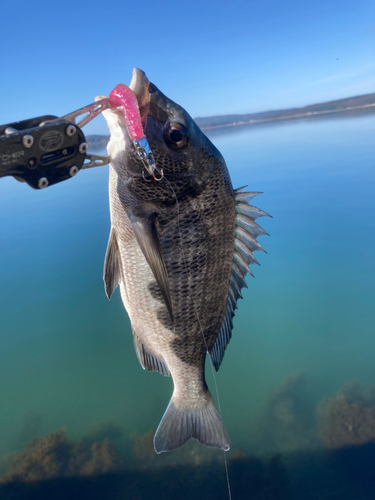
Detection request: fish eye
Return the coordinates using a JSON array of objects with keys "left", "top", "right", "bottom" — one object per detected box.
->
[
  {"left": 163, "top": 122, "right": 189, "bottom": 150},
  {"left": 170, "top": 129, "right": 183, "bottom": 142}
]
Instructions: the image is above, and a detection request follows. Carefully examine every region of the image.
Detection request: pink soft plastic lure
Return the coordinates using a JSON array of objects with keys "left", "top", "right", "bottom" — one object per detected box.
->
[
  {"left": 109, "top": 83, "right": 144, "bottom": 141},
  {"left": 108, "top": 83, "right": 161, "bottom": 180}
]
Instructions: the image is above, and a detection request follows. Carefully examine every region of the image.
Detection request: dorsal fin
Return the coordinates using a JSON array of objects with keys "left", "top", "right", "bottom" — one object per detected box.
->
[
  {"left": 103, "top": 229, "right": 122, "bottom": 299},
  {"left": 209, "top": 188, "right": 271, "bottom": 371},
  {"left": 133, "top": 330, "right": 170, "bottom": 377}
]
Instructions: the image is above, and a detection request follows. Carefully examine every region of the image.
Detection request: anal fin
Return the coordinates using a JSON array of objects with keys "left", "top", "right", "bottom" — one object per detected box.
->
[{"left": 133, "top": 331, "right": 170, "bottom": 377}]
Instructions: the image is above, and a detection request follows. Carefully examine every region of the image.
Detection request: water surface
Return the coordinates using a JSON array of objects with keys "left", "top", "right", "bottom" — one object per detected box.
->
[{"left": 0, "top": 114, "right": 374, "bottom": 497}]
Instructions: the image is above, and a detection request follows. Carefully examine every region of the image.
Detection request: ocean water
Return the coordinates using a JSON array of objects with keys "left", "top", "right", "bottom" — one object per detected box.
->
[{"left": 0, "top": 114, "right": 374, "bottom": 498}]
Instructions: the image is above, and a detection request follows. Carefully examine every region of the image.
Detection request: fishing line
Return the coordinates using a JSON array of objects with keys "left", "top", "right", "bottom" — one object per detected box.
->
[{"left": 163, "top": 177, "right": 232, "bottom": 500}]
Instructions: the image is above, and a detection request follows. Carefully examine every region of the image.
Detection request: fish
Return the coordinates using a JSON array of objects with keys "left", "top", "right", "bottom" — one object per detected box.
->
[{"left": 100, "top": 68, "right": 270, "bottom": 453}]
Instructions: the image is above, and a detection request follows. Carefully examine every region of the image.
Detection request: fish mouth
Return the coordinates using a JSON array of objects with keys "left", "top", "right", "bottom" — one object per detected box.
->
[{"left": 129, "top": 68, "right": 150, "bottom": 127}]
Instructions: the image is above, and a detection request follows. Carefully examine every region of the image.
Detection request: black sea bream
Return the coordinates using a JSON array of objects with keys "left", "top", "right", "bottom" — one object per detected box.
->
[{"left": 101, "top": 69, "right": 270, "bottom": 453}]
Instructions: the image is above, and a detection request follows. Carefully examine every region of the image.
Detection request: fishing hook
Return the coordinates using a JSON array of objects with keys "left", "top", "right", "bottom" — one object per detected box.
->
[
  {"left": 142, "top": 169, "right": 152, "bottom": 182},
  {"left": 152, "top": 167, "right": 164, "bottom": 181},
  {"left": 142, "top": 167, "right": 164, "bottom": 182}
]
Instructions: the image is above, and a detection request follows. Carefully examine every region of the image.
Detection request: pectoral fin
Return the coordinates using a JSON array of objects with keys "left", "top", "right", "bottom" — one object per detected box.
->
[
  {"left": 103, "top": 229, "right": 122, "bottom": 299},
  {"left": 130, "top": 213, "right": 174, "bottom": 325}
]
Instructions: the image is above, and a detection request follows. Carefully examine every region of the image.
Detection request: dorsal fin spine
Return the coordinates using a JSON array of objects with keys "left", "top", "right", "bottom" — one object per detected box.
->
[
  {"left": 233, "top": 251, "right": 254, "bottom": 278},
  {"left": 235, "top": 202, "right": 271, "bottom": 220},
  {"left": 235, "top": 191, "right": 262, "bottom": 203},
  {"left": 235, "top": 227, "right": 267, "bottom": 253},
  {"left": 232, "top": 262, "right": 248, "bottom": 289},
  {"left": 236, "top": 214, "right": 270, "bottom": 238},
  {"left": 234, "top": 240, "right": 260, "bottom": 266}
]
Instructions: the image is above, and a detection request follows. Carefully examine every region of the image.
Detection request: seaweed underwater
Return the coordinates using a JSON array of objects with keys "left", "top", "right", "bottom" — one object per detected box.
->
[
  {"left": 3, "top": 380, "right": 375, "bottom": 500},
  {"left": 0, "top": 427, "right": 288, "bottom": 500}
]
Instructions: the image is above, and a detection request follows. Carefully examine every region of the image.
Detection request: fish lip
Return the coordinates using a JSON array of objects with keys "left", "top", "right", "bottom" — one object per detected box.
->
[
  {"left": 129, "top": 68, "right": 146, "bottom": 101},
  {"left": 129, "top": 68, "right": 150, "bottom": 126}
]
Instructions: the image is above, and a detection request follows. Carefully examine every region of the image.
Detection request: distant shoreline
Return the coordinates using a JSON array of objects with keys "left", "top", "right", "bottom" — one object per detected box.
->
[
  {"left": 197, "top": 103, "right": 375, "bottom": 131},
  {"left": 86, "top": 93, "right": 375, "bottom": 149}
]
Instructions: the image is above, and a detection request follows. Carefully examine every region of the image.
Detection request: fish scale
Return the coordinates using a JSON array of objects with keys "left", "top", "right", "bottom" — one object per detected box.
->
[{"left": 101, "top": 68, "right": 270, "bottom": 453}]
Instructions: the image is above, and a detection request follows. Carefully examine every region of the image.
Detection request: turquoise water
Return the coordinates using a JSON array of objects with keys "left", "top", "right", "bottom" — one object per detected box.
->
[{"left": 0, "top": 114, "right": 374, "bottom": 496}]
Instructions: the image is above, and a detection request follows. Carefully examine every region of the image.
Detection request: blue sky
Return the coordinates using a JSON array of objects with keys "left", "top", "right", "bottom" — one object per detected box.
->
[{"left": 1, "top": 0, "right": 374, "bottom": 135}]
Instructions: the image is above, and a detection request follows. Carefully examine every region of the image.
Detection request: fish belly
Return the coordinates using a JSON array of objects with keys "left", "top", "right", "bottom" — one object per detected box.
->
[{"left": 109, "top": 167, "right": 175, "bottom": 363}]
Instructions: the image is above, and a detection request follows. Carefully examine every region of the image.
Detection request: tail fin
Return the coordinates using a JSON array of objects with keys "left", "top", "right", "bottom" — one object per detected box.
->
[{"left": 153, "top": 392, "right": 230, "bottom": 453}]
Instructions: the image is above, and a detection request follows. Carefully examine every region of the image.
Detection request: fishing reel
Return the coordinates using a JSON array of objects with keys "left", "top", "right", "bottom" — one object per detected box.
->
[{"left": 0, "top": 100, "right": 111, "bottom": 189}]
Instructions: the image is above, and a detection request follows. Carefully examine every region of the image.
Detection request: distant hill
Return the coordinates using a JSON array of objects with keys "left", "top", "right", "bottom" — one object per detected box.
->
[
  {"left": 194, "top": 93, "right": 375, "bottom": 130},
  {"left": 86, "top": 93, "right": 375, "bottom": 149}
]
